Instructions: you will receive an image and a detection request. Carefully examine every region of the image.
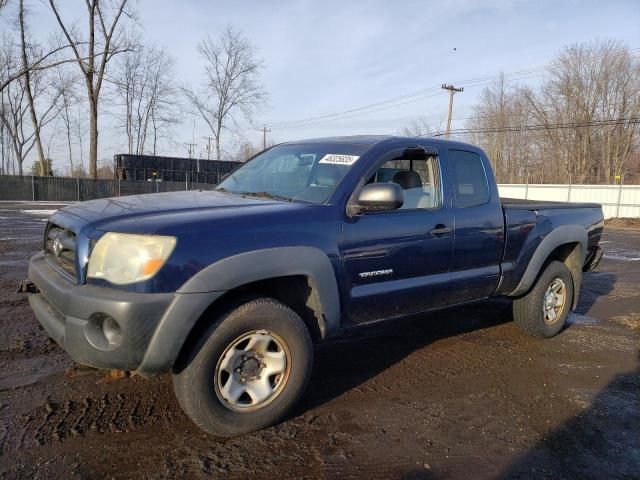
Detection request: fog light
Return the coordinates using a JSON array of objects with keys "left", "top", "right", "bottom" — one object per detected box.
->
[
  {"left": 85, "top": 313, "right": 123, "bottom": 350},
  {"left": 102, "top": 315, "right": 123, "bottom": 346}
]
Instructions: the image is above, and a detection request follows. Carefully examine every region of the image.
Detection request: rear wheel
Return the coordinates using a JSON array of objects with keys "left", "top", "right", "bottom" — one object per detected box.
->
[
  {"left": 513, "top": 260, "right": 574, "bottom": 338},
  {"left": 172, "top": 297, "right": 313, "bottom": 437}
]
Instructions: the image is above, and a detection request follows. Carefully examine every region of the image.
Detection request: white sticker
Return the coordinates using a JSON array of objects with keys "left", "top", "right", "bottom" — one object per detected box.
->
[{"left": 318, "top": 154, "right": 359, "bottom": 166}]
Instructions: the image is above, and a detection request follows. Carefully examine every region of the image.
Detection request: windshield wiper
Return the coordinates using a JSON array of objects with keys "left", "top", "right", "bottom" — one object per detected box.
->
[{"left": 238, "top": 191, "right": 293, "bottom": 202}]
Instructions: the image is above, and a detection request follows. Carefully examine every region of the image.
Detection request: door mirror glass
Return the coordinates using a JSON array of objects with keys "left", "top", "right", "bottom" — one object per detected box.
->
[{"left": 356, "top": 183, "right": 404, "bottom": 212}]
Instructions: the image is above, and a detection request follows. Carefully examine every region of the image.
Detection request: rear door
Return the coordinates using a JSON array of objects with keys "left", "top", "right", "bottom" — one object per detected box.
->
[
  {"left": 445, "top": 149, "right": 504, "bottom": 302},
  {"left": 341, "top": 147, "right": 454, "bottom": 324}
]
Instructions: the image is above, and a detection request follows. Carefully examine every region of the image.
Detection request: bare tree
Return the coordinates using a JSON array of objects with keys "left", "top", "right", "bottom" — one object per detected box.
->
[
  {"left": 399, "top": 117, "right": 445, "bottom": 137},
  {"left": 47, "top": 0, "right": 132, "bottom": 178},
  {"left": 464, "top": 74, "right": 536, "bottom": 183},
  {"left": 0, "top": 34, "right": 63, "bottom": 176},
  {"left": 51, "top": 65, "right": 82, "bottom": 173},
  {"left": 1, "top": 47, "right": 32, "bottom": 176},
  {"left": 228, "top": 133, "right": 272, "bottom": 162},
  {"left": 0, "top": 93, "right": 8, "bottom": 174},
  {"left": 111, "top": 42, "right": 181, "bottom": 155},
  {"left": 1, "top": 35, "right": 34, "bottom": 176},
  {"left": 18, "top": 0, "right": 47, "bottom": 175},
  {"left": 464, "top": 40, "right": 640, "bottom": 184},
  {"left": 0, "top": 28, "right": 110, "bottom": 95},
  {"left": 183, "top": 26, "right": 266, "bottom": 160},
  {"left": 526, "top": 40, "right": 640, "bottom": 183}
]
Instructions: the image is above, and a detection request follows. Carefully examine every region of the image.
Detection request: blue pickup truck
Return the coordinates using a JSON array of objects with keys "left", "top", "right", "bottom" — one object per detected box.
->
[{"left": 24, "top": 136, "right": 604, "bottom": 436}]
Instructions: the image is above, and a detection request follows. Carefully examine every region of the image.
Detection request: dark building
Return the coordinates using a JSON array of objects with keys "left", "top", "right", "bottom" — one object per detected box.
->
[{"left": 114, "top": 154, "right": 240, "bottom": 184}]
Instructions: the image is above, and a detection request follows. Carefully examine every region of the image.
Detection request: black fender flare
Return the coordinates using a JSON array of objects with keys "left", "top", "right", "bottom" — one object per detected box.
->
[
  {"left": 178, "top": 246, "right": 341, "bottom": 335},
  {"left": 136, "top": 247, "right": 340, "bottom": 376},
  {"left": 509, "top": 225, "right": 587, "bottom": 297}
]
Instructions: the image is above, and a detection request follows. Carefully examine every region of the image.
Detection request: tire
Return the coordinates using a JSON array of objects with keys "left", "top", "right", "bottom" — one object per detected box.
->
[
  {"left": 172, "top": 297, "right": 313, "bottom": 437},
  {"left": 513, "top": 260, "right": 574, "bottom": 338}
]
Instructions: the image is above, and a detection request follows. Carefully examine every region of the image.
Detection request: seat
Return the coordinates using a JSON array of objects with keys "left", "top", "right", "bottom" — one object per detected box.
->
[
  {"left": 315, "top": 165, "right": 342, "bottom": 187},
  {"left": 392, "top": 171, "right": 430, "bottom": 209},
  {"left": 296, "top": 165, "right": 343, "bottom": 203}
]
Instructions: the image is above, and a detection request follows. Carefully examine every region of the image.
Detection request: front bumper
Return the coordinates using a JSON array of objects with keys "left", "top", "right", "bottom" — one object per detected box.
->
[
  {"left": 28, "top": 251, "right": 176, "bottom": 372},
  {"left": 28, "top": 251, "right": 224, "bottom": 375}
]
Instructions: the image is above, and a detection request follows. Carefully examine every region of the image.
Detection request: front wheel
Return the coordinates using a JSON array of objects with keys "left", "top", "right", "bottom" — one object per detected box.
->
[
  {"left": 172, "top": 297, "right": 313, "bottom": 437},
  {"left": 513, "top": 260, "right": 574, "bottom": 338}
]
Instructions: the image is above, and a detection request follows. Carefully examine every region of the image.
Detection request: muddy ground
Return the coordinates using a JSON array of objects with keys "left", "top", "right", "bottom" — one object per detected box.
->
[{"left": 0, "top": 202, "right": 638, "bottom": 479}]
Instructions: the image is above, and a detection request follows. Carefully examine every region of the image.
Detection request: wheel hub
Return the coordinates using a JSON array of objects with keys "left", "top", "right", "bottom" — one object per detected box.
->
[
  {"left": 542, "top": 278, "right": 566, "bottom": 324},
  {"left": 235, "top": 354, "right": 264, "bottom": 381},
  {"left": 214, "top": 330, "right": 291, "bottom": 411},
  {"left": 544, "top": 291, "right": 557, "bottom": 310}
]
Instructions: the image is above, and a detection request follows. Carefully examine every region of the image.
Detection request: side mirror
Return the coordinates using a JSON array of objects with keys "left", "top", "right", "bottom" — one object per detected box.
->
[{"left": 351, "top": 183, "right": 404, "bottom": 215}]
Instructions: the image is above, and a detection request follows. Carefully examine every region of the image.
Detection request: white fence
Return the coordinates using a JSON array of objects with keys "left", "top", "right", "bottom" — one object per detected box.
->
[{"left": 498, "top": 184, "right": 640, "bottom": 219}]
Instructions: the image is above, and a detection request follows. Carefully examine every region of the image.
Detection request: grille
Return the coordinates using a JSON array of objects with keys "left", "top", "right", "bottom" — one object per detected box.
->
[{"left": 44, "top": 223, "right": 77, "bottom": 280}]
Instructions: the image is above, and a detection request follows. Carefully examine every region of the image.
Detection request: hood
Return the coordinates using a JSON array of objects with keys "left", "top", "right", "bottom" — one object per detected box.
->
[{"left": 56, "top": 190, "right": 285, "bottom": 230}]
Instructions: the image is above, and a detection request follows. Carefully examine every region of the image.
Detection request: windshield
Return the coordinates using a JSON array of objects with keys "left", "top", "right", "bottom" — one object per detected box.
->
[{"left": 216, "top": 143, "right": 368, "bottom": 203}]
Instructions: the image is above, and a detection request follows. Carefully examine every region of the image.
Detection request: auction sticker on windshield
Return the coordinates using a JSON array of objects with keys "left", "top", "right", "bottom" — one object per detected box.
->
[{"left": 319, "top": 154, "right": 360, "bottom": 165}]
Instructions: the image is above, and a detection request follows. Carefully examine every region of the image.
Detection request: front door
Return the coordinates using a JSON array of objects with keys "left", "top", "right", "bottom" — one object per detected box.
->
[{"left": 341, "top": 149, "right": 454, "bottom": 324}]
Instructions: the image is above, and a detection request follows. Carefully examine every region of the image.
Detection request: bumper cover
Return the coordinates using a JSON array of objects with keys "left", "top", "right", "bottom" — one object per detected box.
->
[
  {"left": 28, "top": 252, "right": 223, "bottom": 376},
  {"left": 583, "top": 246, "right": 603, "bottom": 272}
]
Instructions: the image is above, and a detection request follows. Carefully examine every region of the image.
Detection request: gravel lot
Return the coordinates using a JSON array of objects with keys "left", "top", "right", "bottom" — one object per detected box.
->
[{"left": 0, "top": 202, "right": 638, "bottom": 479}]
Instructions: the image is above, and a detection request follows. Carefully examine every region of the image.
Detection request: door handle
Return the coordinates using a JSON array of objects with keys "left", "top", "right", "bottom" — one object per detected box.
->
[{"left": 430, "top": 225, "right": 452, "bottom": 236}]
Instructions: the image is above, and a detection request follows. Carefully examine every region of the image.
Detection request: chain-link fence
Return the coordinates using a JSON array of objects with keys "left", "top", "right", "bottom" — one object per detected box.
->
[{"left": 0, "top": 175, "right": 217, "bottom": 202}]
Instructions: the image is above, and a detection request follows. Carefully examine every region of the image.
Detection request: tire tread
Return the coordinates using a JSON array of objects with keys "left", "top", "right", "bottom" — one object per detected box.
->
[{"left": 172, "top": 297, "right": 313, "bottom": 437}]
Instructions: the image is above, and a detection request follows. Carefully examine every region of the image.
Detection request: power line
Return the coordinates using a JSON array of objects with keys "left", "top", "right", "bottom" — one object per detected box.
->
[
  {"left": 403, "top": 100, "right": 640, "bottom": 135},
  {"left": 430, "top": 117, "right": 640, "bottom": 137},
  {"left": 265, "top": 48, "right": 640, "bottom": 130},
  {"left": 268, "top": 91, "right": 446, "bottom": 129},
  {"left": 267, "top": 67, "right": 555, "bottom": 128}
]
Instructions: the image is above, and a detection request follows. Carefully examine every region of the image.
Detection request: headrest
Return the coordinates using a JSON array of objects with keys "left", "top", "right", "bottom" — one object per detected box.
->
[
  {"left": 392, "top": 170, "right": 422, "bottom": 190},
  {"left": 315, "top": 165, "right": 342, "bottom": 187}
]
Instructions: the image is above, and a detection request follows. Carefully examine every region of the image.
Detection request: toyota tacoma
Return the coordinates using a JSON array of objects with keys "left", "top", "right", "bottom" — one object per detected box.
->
[{"left": 23, "top": 136, "right": 604, "bottom": 436}]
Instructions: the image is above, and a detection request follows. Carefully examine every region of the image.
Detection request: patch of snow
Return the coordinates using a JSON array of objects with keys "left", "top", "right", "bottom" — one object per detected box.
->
[
  {"left": 567, "top": 313, "right": 599, "bottom": 325},
  {"left": 603, "top": 247, "right": 640, "bottom": 261},
  {"left": 604, "top": 254, "right": 640, "bottom": 261}
]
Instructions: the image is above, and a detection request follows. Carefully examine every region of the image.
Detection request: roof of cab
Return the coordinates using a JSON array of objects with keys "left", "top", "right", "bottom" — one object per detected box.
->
[{"left": 281, "top": 134, "right": 480, "bottom": 151}]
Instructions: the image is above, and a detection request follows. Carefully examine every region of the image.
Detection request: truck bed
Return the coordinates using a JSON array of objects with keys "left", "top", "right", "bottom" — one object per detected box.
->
[{"left": 501, "top": 197, "right": 601, "bottom": 210}]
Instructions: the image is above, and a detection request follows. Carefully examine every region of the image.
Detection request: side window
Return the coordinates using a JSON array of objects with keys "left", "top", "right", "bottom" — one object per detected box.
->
[
  {"left": 374, "top": 156, "right": 441, "bottom": 210},
  {"left": 448, "top": 150, "right": 490, "bottom": 208}
]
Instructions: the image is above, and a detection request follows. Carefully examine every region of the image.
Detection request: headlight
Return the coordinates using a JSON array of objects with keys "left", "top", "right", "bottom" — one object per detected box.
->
[{"left": 87, "top": 233, "right": 176, "bottom": 285}]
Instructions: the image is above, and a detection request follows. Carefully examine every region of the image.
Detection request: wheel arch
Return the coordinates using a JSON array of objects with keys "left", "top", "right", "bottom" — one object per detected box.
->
[
  {"left": 509, "top": 225, "right": 587, "bottom": 308},
  {"left": 136, "top": 247, "right": 340, "bottom": 377}
]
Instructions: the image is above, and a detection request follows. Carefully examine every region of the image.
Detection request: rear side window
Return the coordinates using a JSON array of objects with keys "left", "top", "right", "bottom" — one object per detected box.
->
[{"left": 448, "top": 150, "right": 490, "bottom": 207}]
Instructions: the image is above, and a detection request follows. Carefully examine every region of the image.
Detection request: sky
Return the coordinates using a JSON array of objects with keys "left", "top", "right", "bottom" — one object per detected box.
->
[{"left": 7, "top": 0, "right": 640, "bottom": 168}]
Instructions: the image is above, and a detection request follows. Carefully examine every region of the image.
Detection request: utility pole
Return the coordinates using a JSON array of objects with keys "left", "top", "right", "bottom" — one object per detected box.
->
[
  {"left": 441, "top": 84, "right": 464, "bottom": 139},
  {"left": 203, "top": 137, "right": 214, "bottom": 160},
  {"left": 260, "top": 125, "right": 271, "bottom": 150},
  {"left": 184, "top": 142, "right": 197, "bottom": 158}
]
